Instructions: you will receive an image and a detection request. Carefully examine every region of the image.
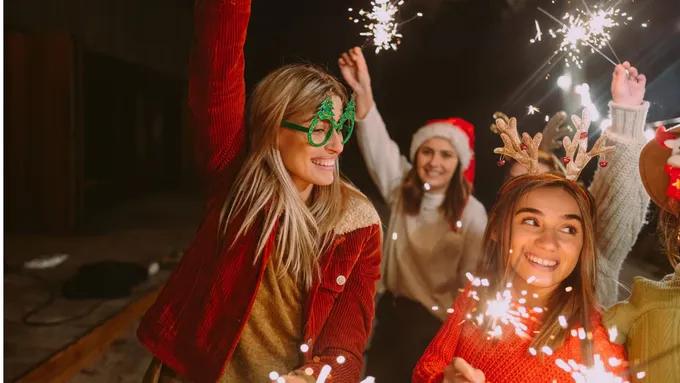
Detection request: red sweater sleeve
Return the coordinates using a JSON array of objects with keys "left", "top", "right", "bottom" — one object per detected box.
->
[
  {"left": 413, "top": 288, "right": 474, "bottom": 383},
  {"left": 189, "top": 0, "right": 250, "bottom": 191}
]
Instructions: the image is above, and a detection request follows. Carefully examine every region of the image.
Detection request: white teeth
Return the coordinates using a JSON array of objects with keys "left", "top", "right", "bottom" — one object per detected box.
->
[
  {"left": 312, "top": 159, "right": 335, "bottom": 167},
  {"left": 527, "top": 254, "right": 557, "bottom": 267}
]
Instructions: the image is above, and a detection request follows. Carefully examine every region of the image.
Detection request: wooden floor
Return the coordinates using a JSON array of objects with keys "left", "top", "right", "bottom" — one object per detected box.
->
[{"left": 4, "top": 192, "right": 202, "bottom": 383}]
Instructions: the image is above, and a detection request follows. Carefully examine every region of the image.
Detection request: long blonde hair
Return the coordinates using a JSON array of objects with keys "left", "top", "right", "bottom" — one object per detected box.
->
[
  {"left": 478, "top": 174, "right": 598, "bottom": 362},
  {"left": 219, "top": 63, "right": 364, "bottom": 289}
]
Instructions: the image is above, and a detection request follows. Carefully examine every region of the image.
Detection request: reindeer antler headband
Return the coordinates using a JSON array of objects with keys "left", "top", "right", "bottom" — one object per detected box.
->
[{"left": 494, "top": 109, "right": 615, "bottom": 181}]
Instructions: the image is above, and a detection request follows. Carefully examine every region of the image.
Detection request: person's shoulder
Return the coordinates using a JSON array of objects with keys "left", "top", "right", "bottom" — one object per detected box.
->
[
  {"left": 463, "top": 195, "right": 488, "bottom": 221},
  {"left": 335, "top": 186, "right": 381, "bottom": 236}
]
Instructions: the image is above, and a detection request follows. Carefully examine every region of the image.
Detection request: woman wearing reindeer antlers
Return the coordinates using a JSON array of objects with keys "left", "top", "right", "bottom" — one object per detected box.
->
[
  {"left": 339, "top": 47, "right": 488, "bottom": 382},
  {"left": 137, "top": 0, "right": 383, "bottom": 381},
  {"left": 413, "top": 62, "right": 650, "bottom": 383},
  {"left": 414, "top": 98, "right": 635, "bottom": 383},
  {"left": 603, "top": 124, "right": 680, "bottom": 382},
  {"left": 494, "top": 62, "right": 651, "bottom": 310}
]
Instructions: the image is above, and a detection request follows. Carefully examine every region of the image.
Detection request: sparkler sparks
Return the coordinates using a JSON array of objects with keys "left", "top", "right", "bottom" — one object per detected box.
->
[
  {"left": 527, "top": 105, "right": 541, "bottom": 115},
  {"left": 556, "top": 354, "right": 626, "bottom": 383},
  {"left": 533, "top": 5, "right": 625, "bottom": 69},
  {"left": 349, "top": 1, "right": 423, "bottom": 53}
]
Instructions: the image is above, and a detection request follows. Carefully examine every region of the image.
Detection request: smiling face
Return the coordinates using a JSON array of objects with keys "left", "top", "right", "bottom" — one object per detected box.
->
[
  {"left": 506, "top": 186, "right": 584, "bottom": 297},
  {"left": 278, "top": 95, "right": 344, "bottom": 195},
  {"left": 415, "top": 137, "right": 459, "bottom": 193}
]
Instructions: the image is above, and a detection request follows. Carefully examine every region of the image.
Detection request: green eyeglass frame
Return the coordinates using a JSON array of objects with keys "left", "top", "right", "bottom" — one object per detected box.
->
[{"left": 281, "top": 95, "right": 356, "bottom": 147}]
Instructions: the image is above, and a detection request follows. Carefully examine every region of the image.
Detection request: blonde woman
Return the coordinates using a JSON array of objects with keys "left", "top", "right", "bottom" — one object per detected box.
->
[{"left": 137, "top": 0, "right": 382, "bottom": 382}]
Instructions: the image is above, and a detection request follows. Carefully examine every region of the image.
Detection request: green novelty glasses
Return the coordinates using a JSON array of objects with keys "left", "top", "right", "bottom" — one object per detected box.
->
[{"left": 281, "top": 95, "right": 356, "bottom": 147}]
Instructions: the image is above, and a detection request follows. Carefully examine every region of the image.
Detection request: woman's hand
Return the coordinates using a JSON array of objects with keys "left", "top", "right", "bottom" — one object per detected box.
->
[
  {"left": 339, "top": 47, "right": 374, "bottom": 120},
  {"left": 442, "top": 357, "right": 486, "bottom": 383},
  {"left": 611, "top": 61, "right": 646, "bottom": 106}
]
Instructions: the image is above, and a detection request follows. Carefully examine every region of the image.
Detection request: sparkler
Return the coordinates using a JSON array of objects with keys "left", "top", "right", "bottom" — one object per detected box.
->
[
  {"left": 348, "top": 1, "right": 423, "bottom": 53},
  {"left": 556, "top": 354, "right": 626, "bottom": 383},
  {"left": 533, "top": 4, "right": 626, "bottom": 69}
]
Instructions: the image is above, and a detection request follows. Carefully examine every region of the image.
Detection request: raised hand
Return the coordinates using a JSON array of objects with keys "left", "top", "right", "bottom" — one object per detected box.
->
[
  {"left": 611, "top": 61, "right": 646, "bottom": 106},
  {"left": 338, "top": 47, "right": 374, "bottom": 120}
]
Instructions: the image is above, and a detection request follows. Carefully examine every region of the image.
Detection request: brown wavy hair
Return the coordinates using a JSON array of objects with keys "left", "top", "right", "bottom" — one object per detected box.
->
[
  {"left": 477, "top": 173, "right": 598, "bottom": 362},
  {"left": 400, "top": 153, "right": 472, "bottom": 229}
]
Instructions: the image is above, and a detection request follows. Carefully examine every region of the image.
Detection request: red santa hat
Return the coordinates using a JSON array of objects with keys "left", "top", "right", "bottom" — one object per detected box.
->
[{"left": 409, "top": 117, "right": 476, "bottom": 184}]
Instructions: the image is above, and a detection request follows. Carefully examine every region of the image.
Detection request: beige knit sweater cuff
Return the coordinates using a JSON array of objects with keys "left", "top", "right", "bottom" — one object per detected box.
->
[{"left": 608, "top": 101, "right": 650, "bottom": 140}]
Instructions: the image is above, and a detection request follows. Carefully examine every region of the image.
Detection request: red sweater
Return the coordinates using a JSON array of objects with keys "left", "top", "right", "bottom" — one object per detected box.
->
[
  {"left": 136, "top": 0, "right": 382, "bottom": 381},
  {"left": 413, "top": 288, "right": 629, "bottom": 383}
]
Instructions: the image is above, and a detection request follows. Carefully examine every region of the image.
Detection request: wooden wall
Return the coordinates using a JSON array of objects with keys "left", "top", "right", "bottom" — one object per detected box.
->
[{"left": 5, "top": 32, "right": 80, "bottom": 234}]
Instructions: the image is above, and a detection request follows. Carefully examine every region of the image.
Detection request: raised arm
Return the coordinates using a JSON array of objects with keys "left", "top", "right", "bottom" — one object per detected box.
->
[
  {"left": 189, "top": 0, "right": 250, "bottom": 191},
  {"left": 339, "top": 47, "right": 410, "bottom": 201},
  {"left": 589, "top": 62, "right": 651, "bottom": 307}
]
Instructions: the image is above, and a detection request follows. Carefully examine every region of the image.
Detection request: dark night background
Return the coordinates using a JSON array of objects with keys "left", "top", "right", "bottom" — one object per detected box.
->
[
  {"left": 5, "top": 0, "right": 680, "bottom": 231},
  {"left": 245, "top": 0, "right": 680, "bottom": 208},
  {"left": 3, "top": 1, "right": 680, "bottom": 379}
]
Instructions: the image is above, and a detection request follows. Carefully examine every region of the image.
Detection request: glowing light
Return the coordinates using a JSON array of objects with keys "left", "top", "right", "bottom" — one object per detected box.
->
[
  {"left": 535, "top": 6, "right": 626, "bottom": 68},
  {"left": 392, "top": 232, "right": 398, "bottom": 240},
  {"left": 559, "top": 315, "right": 568, "bottom": 328},
  {"left": 527, "top": 276, "right": 537, "bottom": 284},
  {"left": 336, "top": 355, "right": 346, "bottom": 364},
  {"left": 456, "top": 220, "right": 463, "bottom": 228},
  {"left": 316, "top": 365, "right": 332, "bottom": 383},
  {"left": 608, "top": 326, "right": 618, "bottom": 342},
  {"left": 557, "top": 73, "right": 573, "bottom": 89},
  {"left": 424, "top": 182, "right": 431, "bottom": 190},
  {"left": 575, "top": 83, "right": 600, "bottom": 121},
  {"left": 556, "top": 355, "right": 624, "bottom": 383},
  {"left": 527, "top": 105, "right": 541, "bottom": 115},
  {"left": 300, "top": 344, "right": 310, "bottom": 353},
  {"left": 351, "top": 0, "right": 423, "bottom": 53},
  {"left": 565, "top": 286, "right": 573, "bottom": 292}
]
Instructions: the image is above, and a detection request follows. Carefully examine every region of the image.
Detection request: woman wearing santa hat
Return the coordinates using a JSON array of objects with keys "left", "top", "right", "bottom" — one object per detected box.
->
[{"left": 339, "top": 47, "right": 488, "bottom": 382}]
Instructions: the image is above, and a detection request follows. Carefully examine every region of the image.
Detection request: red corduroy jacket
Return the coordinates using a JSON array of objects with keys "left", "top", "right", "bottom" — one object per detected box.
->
[{"left": 136, "top": 0, "right": 382, "bottom": 381}]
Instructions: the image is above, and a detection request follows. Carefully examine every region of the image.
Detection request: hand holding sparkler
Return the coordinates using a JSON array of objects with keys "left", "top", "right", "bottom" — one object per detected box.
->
[
  {"left": 443, "top": 357, "right": 486, "bottom": 383},
  {"left": 611, "top": 62, "right": 646, "bottom": 106},
  {"left": 339, "top": 47, "right": 374, "bottom": 120}
]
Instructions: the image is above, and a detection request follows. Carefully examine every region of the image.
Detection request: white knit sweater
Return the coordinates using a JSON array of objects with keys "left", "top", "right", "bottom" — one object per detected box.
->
[
  {"left": 356, "top": 106, "right": 488, "bottom": 321},
  {"left": 592, "top": 101, "right": 651, "bottom": 307}
]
